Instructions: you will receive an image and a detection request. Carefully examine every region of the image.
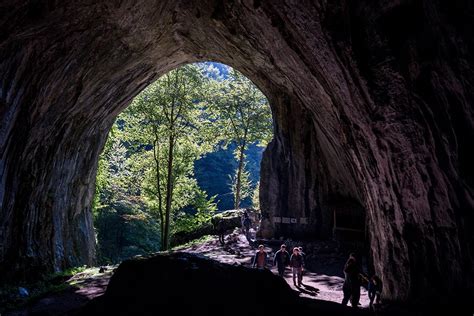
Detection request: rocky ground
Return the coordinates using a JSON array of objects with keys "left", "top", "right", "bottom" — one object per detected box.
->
[
  {"left": 4, "top": 231, "right": 372, "bottom": 315},
  {"left": 175, "top": 229, "right": 371, "bottom": 308},
  {"left": 3, "top": 268, "right": 114, "bottom": 316}
]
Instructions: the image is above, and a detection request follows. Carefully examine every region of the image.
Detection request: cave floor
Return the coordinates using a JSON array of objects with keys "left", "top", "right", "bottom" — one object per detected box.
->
[
  {"left": 4, "top": 268, "right": 113, "bottom": 316},
  {"left": 177, "top": 230, "right": 371, "bottom": 309},
  {"left": 5, "top": 232, "right": 372, "bottom": 315}
]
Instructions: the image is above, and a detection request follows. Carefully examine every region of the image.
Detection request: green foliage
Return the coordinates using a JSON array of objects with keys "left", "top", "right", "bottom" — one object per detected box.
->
[
  {"left": 92, "top": 62, "right": 271, "bottom": 261},
  {"left": 207, "top": 68, "right": 273, "bottom": 148},
  {"left": 124, "top": 64, "right": 217, "bottom": 250},
  {"left": 93, "top": 124, "right": 162, "bottom": 264},
  {"left": 207, "top": 68, "right": 273, "bottom": 208},
  {"left": 252, "top": 181, "right": 260, "bottom": 209},
  {"left": 229, "top": 162, "right": 252, "bottom": 202},
  {"left": 194, "top": 143, "right": 264, "bottom": 210},
  {"left": 171, "top": 235, "right": 214, "bottom": 251},
  {"left": 0, "top": 266, "right": 88, "bottom": 313},
  {"left": 94, "top": 194, "right": 161, "bottom": 264},
  {"left": 173, "top": 189, "right": 217, "bottom": 234}
]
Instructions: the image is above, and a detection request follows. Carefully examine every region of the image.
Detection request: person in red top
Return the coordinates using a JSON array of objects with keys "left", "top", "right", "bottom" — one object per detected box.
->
[{"left": 252, "top": 244, "right": 268, "bottom": 269}]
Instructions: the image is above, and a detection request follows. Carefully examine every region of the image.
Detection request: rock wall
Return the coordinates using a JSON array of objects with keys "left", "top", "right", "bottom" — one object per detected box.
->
[{"left": 0, "top": 0, "right": 473, "bottom": 302}]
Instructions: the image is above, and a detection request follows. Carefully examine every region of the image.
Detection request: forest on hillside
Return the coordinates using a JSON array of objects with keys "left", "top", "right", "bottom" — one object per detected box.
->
[
  {"left": 194, "top": 142, "right": 264, "bottom": 211},
  {"left": 93, "top": 63, "right": 272, "bottom": 264}
]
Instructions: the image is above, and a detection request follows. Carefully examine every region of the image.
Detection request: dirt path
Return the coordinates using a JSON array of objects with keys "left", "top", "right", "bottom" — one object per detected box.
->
[
  {"left": 177, "top": 230, "right": 370, "bottom": 309},
  {"left": 6, "top": 231, "right": 370, "bottom": 315}
]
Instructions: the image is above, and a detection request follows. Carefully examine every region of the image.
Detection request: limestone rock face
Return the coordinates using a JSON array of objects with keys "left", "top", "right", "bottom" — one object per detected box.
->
[{"left": 0, "top": 0, "right": 473, "bottom": 302}]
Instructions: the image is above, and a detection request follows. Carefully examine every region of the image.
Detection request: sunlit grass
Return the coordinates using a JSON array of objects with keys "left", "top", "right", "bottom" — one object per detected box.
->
[
  {"left": 0, "top": 265, "right": 107, "bottom": 312},
  {"left": 171, "top": 235, "right": 215, "bottom": 251}
]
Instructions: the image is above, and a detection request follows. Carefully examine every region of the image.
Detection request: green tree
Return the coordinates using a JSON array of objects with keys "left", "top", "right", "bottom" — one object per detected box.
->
[
  {"left": 209, "top": 69, "right": 273, "bottom": 209},
  {"left": 252, "top": 181, "right": 260, "bottom": 209},
  {"left": 229, "top": 162, "right": 252, "bottom": 206},
  {"left": 93, "top": 126, "right": 162, "bottom": 264},
  {"left": 92, "top": 62, "right": 272, "bottom": 259},
  {"left": 124, "top": 64, "right": 214, "bottom": 250}
]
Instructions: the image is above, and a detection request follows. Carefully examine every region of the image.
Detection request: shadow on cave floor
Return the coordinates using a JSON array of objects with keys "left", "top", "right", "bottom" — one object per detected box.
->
[
  {"left": 3, "top": 269, "right": 113, "bottom": 316},
  {"left": 176, "top": 230, "right": 371, "bottom": 308},
  {"left": 4, "top": 232, "right": 371, "bottom": 315},
  {"left": 6, "top": 232, "right": 468, "bottom": 316}
]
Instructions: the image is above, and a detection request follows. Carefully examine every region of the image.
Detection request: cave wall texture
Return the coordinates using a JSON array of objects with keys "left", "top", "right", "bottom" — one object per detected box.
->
[{"left": 1, "top": 0, "right": 473, "bottom": 302}]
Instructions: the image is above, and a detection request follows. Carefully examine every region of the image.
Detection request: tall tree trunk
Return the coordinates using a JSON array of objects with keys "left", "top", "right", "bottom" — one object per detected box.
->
[
  {"left": 153, "top": 137, "right": 164, "bottom": 246},
  {"left": 234, "top": 141, "right": 247, "bottom": 209},
  {"left": 163, "top": 134, "right": 174, "bottom": 250}
]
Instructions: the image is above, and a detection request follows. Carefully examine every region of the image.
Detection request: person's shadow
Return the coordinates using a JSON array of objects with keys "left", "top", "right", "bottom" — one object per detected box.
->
[{"left": 295, "top": 283, "right": 320, "bottom": 297}]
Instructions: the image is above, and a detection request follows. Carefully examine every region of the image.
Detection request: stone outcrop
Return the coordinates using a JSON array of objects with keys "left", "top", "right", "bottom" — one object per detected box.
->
[
  {"left": 0, "top": 0, "right": 473, "bottom": 303},
  {"left": 77, "top": 252, "right": 362, "bottom": 316},
  {"left": 172, "top": 209, "right": 257, "bottom": 247},
  {"left": 211, "top": 209, "right": 258, "bottom": 233}
]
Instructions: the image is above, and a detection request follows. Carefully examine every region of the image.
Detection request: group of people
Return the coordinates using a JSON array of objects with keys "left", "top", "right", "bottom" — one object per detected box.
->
[
  {"left": 218, "top": 211, "right": 383, "bottom": 309},
  {"left": 252, "top": 247, "right": 382, "bottom": 309},
  {"left": 342, "top": 253, "right": 382, "bottom": 309},
  {"left": 252, "top": 244, "right": 306, "bottom": 287}
]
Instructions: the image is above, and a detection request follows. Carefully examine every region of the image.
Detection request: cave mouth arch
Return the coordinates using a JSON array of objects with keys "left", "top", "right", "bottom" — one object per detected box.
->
[
  {"left": 1, "top": 0, "right": 473, "bottom": 304},
  {"left": 94, "top": 61, "right": 275, "bottom": 259}
]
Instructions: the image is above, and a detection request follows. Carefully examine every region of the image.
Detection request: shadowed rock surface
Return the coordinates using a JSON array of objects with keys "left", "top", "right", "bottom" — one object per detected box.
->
[
  {"left": 0, "top": 0, "right": 473, "bottom": 304},
  {"left": 76, "top": 252, "right": 367, "bottom": 316}
]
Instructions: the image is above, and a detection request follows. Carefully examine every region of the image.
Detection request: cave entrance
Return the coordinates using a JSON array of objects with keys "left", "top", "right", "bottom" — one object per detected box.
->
[
  {"left": 2, "top": 0, "right": 472, "bottom": 307},
  {"left": 94, "top": 61, "right": 274, "bottom": 263},
  {"left": 0, "top": 1, "right": 384, "bottom": 297}
]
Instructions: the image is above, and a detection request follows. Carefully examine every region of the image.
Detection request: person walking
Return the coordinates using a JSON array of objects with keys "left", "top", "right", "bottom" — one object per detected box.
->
[
  {"left": 241, "top": 211, "right": 252, "bottom": 241},
  {"left": 252, "top": 244, "right": 268, "bottom": 269},
  {"left": 290, "top": 247, "right": 304, "bottom": 286},
  {"left": 298, "top": 246, "right": 306, "bottom": 261},
  {"left": 341, "top": 253, "right": 361, "bottom": 308},
  {"left": 212, "top": 217, "right": 226, "bottom": 245},
  {"left": 298, "top": 246, "right": 306, "bottom": 282},
  {"left": 273, "top": 244, "right": 290, "bottom": 277},
  {"left": 368, "top": 275, "right": 382, "bottom": 309}
]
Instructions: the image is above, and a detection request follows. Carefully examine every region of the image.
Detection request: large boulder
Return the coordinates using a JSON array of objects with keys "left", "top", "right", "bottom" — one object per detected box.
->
[
  {"left": 210, "top": 209, "right": 259, "bottom": 233},
  {"left": 77, "top": 252, "right": 364, "bottom": 316},
  {"left": 171, "top": 222, "right": 215, "bottom": 248}
]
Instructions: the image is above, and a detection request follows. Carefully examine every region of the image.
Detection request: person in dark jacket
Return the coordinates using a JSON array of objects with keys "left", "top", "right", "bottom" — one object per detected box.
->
[
  {"left": 241, "top": 211, "right": 252, "bottom": 241},
  {"left": 212, "top": 218, "right": 226, "bottom": 245},
  {"left": 290, "top": 247, "right": 304, "bottom": 286},
  {"left": 341, "top": 253, "right": 361, "bottom": 307},
  {"left": 252, "top": 244, "right": 268, "bottom": 269},
  {"left": 273, "top": 244, "right": 290, "bottom": 277},
  {"left": 298, "top": 246, "right": 307, "bottom": 280}
]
